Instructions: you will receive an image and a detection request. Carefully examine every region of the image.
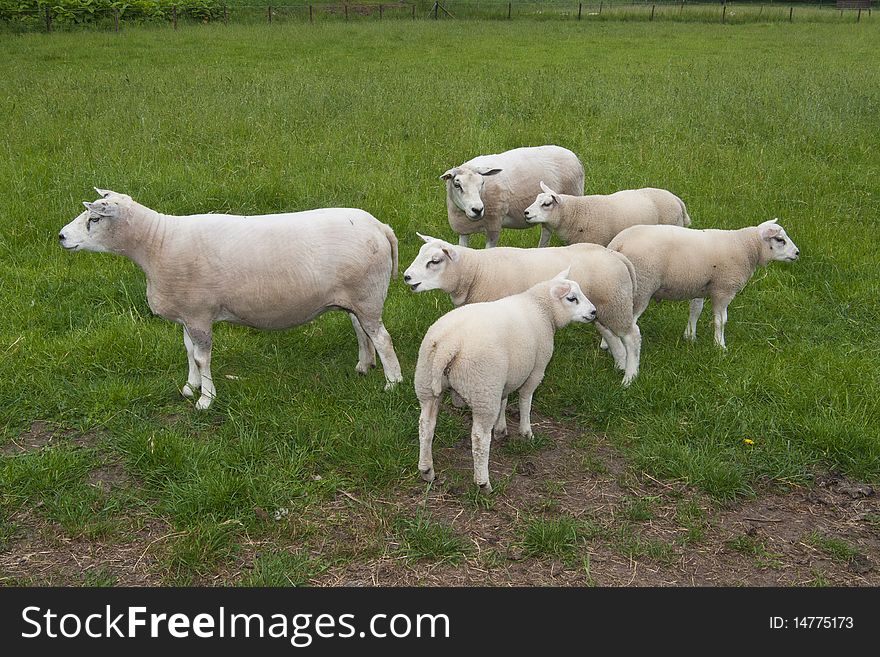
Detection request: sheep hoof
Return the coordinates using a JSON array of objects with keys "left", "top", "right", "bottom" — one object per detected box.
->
[
  {"left": 355, "top": 362, "right": 375, "bottom": 375},
  {"left": 519, "top": 430, "right": 533, "bottom": 441},
  {"left": 195, "top": 395, "right": 213, "bottom": 410},
  {"left": 420, "top": 467, "right": 435, "bottom": 483},
  {"left": 683, "top": 332, "right": 697, "bottom": 342},
  {"left": 622, "top": 374, "right": 635, "bottom": 387},
  {"left": 477, "top": 481, "right": 493, "bottom": 494},
  {"left": 493, "top": 427, "right": 508, "bottom": 440},
  {"left": 181, "top": 383, "right": 198, "bottom": 399},
  {"left": 383, "top": 377, "right": 402, "bottom": 391},
  {"left": 599, "top": 338, "right": 608, "bottom": 350}
]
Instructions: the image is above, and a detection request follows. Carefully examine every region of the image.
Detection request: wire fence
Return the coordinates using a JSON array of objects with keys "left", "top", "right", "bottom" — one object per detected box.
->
[{"left": 1, "top": 1, "right": 874, "bottom": 32}]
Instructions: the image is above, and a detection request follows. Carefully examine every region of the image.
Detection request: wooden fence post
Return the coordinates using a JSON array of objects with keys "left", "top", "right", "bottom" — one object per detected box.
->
[
  {"left": 309, "top": 5, "right": 313, "bottom": 22},
  {"left": 680, "top": 1, "right": 684, "bottom": 15},
  {"left": 578, "top": 2, "right": 582, "bottom": 19},
  {"left": 759, "top": 5, "right": 763, "bottom": 17},
  {"left": 722, "top": 4, "right": 725, "bottom": 21},
  {"left": 223, "top": 4, "right": 228, "bottom": 24},
  {"left": 268, "top": 6, "right": 272, "bottom": 23},
  {"left": 114, "top": 8, "right": 119, "bottom": 31},
  {"left": 651, "top": 4, "right": 655, "bottom": 20},
  {"left": 789, "top": 6, "right": 793, "bottom": 21},
  {"left": 857, "top": 7, "right": 861, "bottom": 22},
  {"left": 412, "top": 3, "right": 416, "bottom": 19},
  {"left": 379, "top": 4, "right": 383, "bottom": 19},
  {"left": 173, "top": 5, "right": 178, "bottom": 29},
  {"left": 433, "top": 2, "right": 438, "bottom": 19},
  {"left": 508, "top": 2, "right": 511, "bottom": 19},
  {"left": 599, "top": 2, "right": 603, "bottom": 14},
  {"left": 45, "top": 6, "right": 51, "bottom": 32},
  {"left": 345, "top": 4, "right": 349, "bottom": 20}
]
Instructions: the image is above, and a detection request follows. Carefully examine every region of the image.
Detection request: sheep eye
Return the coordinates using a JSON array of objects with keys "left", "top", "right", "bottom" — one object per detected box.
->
[
  {"left": 542, "top": 202, "right": 551, "bottom": 208},
  {"left": 428, "top": 258, "right": 441, "bottom": 267},
  {"left": 774, "top": 237, "right": 786, "bottom": 245},
  {"left": 453, "top": 181, "right": 462, "bottom": 190},
  {"left": 88, "top": 216, "right": 100, "bottom": 223},
  {"left": 566, "top": 296, "right": 578, "bottom": 304}
]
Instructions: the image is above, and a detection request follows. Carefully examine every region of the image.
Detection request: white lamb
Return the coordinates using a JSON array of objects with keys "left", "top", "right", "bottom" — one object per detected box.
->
[
  {"left": 607, "top": 219, "right": 800, "bottom": 348},
  {"left": 403, "top": 234, "right": 642, "bottom": 385},
  {"left": 524, "top": 181, "right": 691, "bottom": 246},
  {"left": 414, "top": 270, "right": 597, "bottom": 492},
  {"left": 442, "top": 145, "right": 584, "bottom": 248},
  {"left": 59, "top": 189, "right": 403, "bottom": 409}
]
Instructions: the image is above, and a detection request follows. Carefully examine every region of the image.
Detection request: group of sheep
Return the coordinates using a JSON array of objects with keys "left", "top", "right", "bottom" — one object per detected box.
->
[{"left": 58, "top": 144, "right": 800, "bottom": 492}]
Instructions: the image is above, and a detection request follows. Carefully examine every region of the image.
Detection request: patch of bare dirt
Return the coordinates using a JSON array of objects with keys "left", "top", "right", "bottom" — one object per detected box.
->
[
  {"left": 304, "top": 406, "right": 879, "bottom": 587},
  {"left": 0, "top": 510, "right": 172, "bottom": 586},
  {"left": 1, "top": 421, "right": 101, "bottom": 455}
]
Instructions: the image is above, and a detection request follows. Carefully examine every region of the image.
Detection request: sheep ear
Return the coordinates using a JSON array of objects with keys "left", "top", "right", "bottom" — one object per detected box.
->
[
  {"left": 93, "top": 187, "right": 113, "bottom": 198},
  {"left": 540, "top": 181, "right": 561, "bottom": 204},
  {"left": 475, "top": 167, "right": 502, "bottom": 177},
  {"left": 758, "top": 219, "right": 782, "bottom": 240},
  {"left": 440, "top": 168, "right": 458, "bottom": 181},
  {"left": 550, "top": 281, "right": 572, "bottom": 299},
  {"left": 84, "top": 199, "right": 115, "bottom": 218},
  {"left": 440, "top": 245, "right": 457, "bottom": 262},
  {"left": 416, "top": 232, "right": 435, "bottom": 244},
  {"left": 553, "top": 267, "right": 571, "bottom": 281}
]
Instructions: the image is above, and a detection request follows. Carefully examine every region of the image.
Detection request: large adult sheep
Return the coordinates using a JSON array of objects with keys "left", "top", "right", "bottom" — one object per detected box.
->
[
  {"left": 607, "top": 219, "right": 800, "bottom": 348},
  {"left": 59, "top": 189, "right": 403, "bottom": 409},
  {"left": 415, "top": 270, "right": 597, "bottom": 492},
  {"left": 403, "top": 235, "right": 642, "bottom": 385},
  {"left": 523, "top": 181, "right": 691, "bottom": 246},
  {"left": 442, "top": 145, "right": 584, "bottom": 248}
]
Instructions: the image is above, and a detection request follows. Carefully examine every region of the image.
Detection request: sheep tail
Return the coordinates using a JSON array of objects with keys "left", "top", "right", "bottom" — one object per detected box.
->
[
  {"left": 382, "top": 223, "right": 399, "bottom": 279},
  {"left": 613, "top": 251, "right": 638, "bottom": 301},
  {"left": 677, "top": 196, "right": 692, "bottom": 227},
  {"left": 429, "top": 342, "right": 456, "bottom": 397}
]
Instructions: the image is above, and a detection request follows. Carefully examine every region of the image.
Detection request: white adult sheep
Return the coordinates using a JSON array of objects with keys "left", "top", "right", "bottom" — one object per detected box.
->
[
  {"left": 59, "top": 189, "right": 403, "bottom": 409},
  {"left": 415, "top": 270, "right": 597, "bottom": 492},
  {"left": 442, "top": 145, "right": 584, "bottom": 248},
  {"left": 403, "top": 234, "right": 642, "bottom": 385},
  {"left": 607, "top": 219, "right": 800, "bottom": 348},
  {"left": 523, "top": 181, "right": 691, "bottom": 246}
]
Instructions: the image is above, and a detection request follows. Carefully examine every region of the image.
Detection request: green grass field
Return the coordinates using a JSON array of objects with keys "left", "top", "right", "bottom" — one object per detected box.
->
[{"left": 1, "top": 19, "right": 878, "bottom": 585}]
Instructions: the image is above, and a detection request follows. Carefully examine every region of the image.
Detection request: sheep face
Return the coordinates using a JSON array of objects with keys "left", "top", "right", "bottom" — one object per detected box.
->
[
  {"left": 59, "top": 189, "right": 130, "bottom": 254},
  {"left": 441, "top": 165, "right": 502, "bottom": 220},
  {"left": 758, "top": 219, "right": 800, "bottom": 262},
  {"left": 551, "top": 277, "right": 598, "bottom": 325},
  {"left": 523, "top": 181, "right": 561, "bottom": 226},
  {"left": 403, "top": 235, "right": 457, "bottom": 293}
]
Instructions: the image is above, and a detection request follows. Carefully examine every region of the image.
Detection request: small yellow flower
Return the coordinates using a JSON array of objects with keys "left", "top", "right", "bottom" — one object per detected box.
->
[{"left": 743, "top": 438, "right": 755, "bottom": 446}]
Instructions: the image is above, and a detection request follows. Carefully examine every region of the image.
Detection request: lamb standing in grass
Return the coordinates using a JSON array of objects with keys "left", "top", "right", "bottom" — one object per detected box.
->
[
  {"left": 404, "top": 234, "right": 642, "bottom": 385},
  {"left": 442, "top": 145, "right": 584, "bottom": 248},
  {"left": 415, "top": 271, "right": 597, "bottom": 492},
  {"left": 59, "top": 189, "right": 403, "bottom": 409},
  {"left": 523, "top": 181, "right": 691, "bottom": 246},
  {"left": 607, "top": 219, "right": 800, "bottom": 348}
]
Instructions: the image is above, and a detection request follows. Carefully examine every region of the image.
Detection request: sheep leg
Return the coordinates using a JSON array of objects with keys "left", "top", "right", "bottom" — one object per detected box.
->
[
  {"left": 537, "top": 225, "right": 551, "bottom": 248},
  {"left": 519, "top": 381, "right": 538, "bottom": 440},
  {"left": 356, "top": 316, "right": 403, "bottom": 389},
  {"left": 470, "top": 416, "right": 495, "bottom": 492},
  {"left": 181, "top": 326, "right": 201, "bottom": 398},
  {"left": 620, "top": 322, "right": 642, "bottom": 386},
  {"left": 349, "top": 313, "right": 376, "bottom": 374},
  {"left": 493, "top": 396, "right": 508, "bottom": 439},
  {"left": 684, "top": 298, "right": 704, "bottom": 341},
  {"left": 458, "top": 233, "right": 470, "bottom": 247},
  {"left": 186, "top": 324, "right": 215, "bottom": 410},
  {"left": 712, "top": 295, "right": 732, "bottom": 349},
  {"left": 595, "top": 322, "right": 626, "bottom": 370},
  {"left": 484, "top": 230, "right": 500, "bottom": 249},
  {"left": 418, "top": 396, "right": 440, "bottom": 483}
]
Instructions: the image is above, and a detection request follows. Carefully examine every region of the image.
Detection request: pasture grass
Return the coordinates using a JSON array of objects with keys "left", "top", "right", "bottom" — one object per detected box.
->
[{"left": 0, "top": 18, "right": 878, "bottom": 583}]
